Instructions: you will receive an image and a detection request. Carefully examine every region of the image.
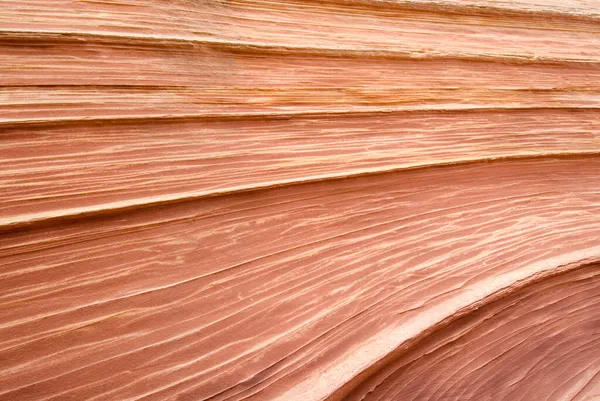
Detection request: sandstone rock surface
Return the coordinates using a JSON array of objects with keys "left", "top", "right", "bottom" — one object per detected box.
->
[{"left": 1, "top": 1, "right": 599, "bottom": 400}]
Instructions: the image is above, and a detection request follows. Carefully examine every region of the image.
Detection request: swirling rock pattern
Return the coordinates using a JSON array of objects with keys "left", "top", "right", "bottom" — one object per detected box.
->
[{"left": 1, "top": 1, "right": 599, "bottom": 400}]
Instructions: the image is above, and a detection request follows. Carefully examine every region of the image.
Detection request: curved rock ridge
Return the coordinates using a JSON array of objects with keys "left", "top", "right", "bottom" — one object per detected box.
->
[
  {"left": 1, "top": 1, "right": 599, "bottom": 401},
  {"left": 333, "top": 262, "right": 600, "bottom": 401}
]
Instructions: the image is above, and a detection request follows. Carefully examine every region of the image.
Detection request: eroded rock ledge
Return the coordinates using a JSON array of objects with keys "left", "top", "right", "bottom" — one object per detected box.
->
[{"left": 1, "top": 1, "right": 599, "bottom": 400}]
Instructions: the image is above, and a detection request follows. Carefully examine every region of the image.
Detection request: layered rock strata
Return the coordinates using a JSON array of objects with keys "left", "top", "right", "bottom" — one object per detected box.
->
[{"left": 1, "top": 1, "right": 599, "bottom": 400}]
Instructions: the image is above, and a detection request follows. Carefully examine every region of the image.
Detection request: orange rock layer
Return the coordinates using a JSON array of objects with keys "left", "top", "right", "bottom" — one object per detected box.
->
[{"left": 1, "top": 1, "right": 599, "bottom": 400}]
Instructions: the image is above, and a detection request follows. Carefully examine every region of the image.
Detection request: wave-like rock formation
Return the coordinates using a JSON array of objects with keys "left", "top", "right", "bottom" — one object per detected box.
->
[{"left": 1, "top": 1, "right": 599, "bottom": 400}]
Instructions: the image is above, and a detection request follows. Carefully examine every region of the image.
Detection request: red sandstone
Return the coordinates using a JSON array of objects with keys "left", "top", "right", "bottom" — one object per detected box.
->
[{"left": 1, "top": 1, "right": 599, "bottom": 400}]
